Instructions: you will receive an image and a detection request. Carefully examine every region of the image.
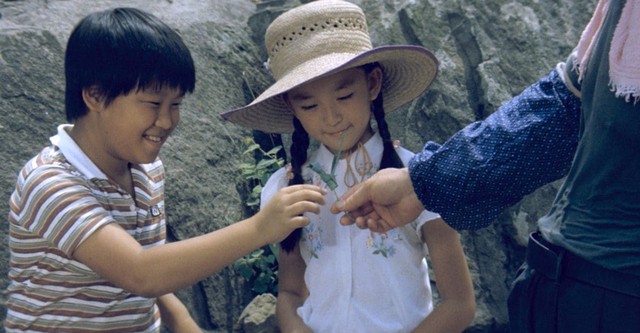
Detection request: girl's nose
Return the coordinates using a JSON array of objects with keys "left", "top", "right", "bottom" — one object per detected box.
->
[{"left": 323, "top": 105, "right": 342, "bottom": 126}]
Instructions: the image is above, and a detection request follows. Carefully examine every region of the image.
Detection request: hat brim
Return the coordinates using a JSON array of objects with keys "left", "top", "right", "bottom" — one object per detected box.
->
[{"left": 221, "top": 45, "right": 438, "bottom": 134}]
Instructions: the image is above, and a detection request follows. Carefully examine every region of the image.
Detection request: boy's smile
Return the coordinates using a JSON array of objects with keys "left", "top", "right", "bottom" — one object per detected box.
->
[{"left": 72, "top": 85, "right": 183, "bottom": 183}]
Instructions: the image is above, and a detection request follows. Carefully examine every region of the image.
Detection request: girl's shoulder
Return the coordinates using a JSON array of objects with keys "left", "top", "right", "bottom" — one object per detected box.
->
[
  {"left": 260, "top": 147, "right": 324, "bottom": 209},
  {"left": 394, "top": 144, "right": 417, "bottom": 165},
  {"left": 260, "top": 166, "right": 290, "bottom": 209},
  {"left": 393, "top": 144, "right": 442, "bottom": 236}
]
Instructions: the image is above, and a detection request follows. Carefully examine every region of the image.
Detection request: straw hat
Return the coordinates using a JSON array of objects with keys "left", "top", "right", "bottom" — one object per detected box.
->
[{"left": 221, "top": 0, "right": 438, "bottom": 134}]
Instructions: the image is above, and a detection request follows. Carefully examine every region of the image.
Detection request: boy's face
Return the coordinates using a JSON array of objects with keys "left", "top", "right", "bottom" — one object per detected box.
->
[
  {"left": 95, "top": 86, "right": 183, "bottom": 166},
  {"left": 285, "top": 67, "right": 382, "bottom": 156}
]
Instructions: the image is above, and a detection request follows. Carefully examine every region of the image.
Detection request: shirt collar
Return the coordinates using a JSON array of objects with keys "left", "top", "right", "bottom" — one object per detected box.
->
[
  {"left": 315, "top": 130, "right": 382, "bottom": 169},
  {"left": 49, "top": 124, "right": 108, "bottom": 180}
]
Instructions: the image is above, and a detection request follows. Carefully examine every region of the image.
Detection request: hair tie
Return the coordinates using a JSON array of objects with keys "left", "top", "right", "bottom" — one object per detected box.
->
[{"left": 285, "top": 163, "right": 294, "bottom": 180}]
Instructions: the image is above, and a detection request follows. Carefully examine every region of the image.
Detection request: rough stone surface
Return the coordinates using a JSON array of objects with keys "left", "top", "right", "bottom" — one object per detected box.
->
[
  {"left": 234, "top": 293, "right": 278, "bottom": 333},
  {"left": 0, "top": 0, "right": 595, "bottom": 332}
]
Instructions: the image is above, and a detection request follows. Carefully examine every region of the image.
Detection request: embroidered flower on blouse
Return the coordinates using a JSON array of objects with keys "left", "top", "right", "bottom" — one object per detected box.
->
[
  {"left": 301, "top": 222, "right": 323, "bottom": 259},
  {"left": 367, "top": 229, "right": 401, "bottom": 257}
]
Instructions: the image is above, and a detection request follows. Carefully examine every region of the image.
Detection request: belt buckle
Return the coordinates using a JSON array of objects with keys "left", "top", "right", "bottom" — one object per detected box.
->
[{"left": 529, "top": 232, "right": 564, "bottom": 281}]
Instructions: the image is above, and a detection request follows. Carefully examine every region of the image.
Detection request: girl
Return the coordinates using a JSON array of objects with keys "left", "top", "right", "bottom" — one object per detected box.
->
[{"left": 222, "top": 1, "right": 475, "bottom": 332}]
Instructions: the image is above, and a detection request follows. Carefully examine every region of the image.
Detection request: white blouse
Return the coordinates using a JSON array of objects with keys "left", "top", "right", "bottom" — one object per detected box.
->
[{"left": 261, "top": 132, "right": 439, "bottom": 332}]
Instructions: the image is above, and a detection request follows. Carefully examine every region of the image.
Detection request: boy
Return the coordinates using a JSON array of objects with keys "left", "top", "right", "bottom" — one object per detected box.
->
[{"left": 5, "top": 7, "right": 325, "bottom": 332}]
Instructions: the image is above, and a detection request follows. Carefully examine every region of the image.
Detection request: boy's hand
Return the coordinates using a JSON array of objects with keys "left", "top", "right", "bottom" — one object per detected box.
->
[{"left": 257, "top": 184, "right": 326, "bottom": 244}]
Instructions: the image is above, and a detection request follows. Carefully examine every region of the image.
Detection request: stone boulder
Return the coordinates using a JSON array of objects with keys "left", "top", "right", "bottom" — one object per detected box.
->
[{"left": 0, "top": 0, "right": 595, "bottom": 332}]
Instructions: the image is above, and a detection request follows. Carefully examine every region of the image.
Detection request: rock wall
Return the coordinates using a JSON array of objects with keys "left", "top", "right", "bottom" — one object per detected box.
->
[{"left": 0, "top": 0, "right": 595, "bottom": 332}]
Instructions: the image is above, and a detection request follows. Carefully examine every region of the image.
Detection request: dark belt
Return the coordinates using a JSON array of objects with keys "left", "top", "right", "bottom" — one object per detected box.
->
[{"left": 526, "top": 231, "right": 640, "bottom": 298}]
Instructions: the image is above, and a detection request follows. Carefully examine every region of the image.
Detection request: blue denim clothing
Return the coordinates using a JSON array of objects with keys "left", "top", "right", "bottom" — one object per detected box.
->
[{"left": 408, "top": 68, "right": 581, "bottom": 230}]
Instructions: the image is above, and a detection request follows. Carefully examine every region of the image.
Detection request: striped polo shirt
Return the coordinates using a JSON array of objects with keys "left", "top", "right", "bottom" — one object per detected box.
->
[{"left": 5, "top": 124, "right": 167, "bottom": 332}]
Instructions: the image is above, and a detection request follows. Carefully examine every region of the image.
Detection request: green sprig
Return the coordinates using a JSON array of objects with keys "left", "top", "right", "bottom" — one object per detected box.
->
[{"left": 308, "top": 131, "right": 346, "bottom": 198}]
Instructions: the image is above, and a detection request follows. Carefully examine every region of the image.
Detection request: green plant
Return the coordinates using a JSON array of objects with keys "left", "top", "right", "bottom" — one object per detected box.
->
[
  {"left": 233, "top": 244, "right": 280, "bottom": 295},
  {"left": 238, "top": 137, "right": 285, "bottom": 207},
  {"left": 308, "top": 130, "right": 346, "bottom": 199},
  {"left": 235, "top": 137, "right": 285, "bottom": 296}
]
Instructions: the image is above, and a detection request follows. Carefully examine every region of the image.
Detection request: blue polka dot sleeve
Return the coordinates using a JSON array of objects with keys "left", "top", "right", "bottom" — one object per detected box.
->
[{"left": 408, "top": 66, "right": 581, "bottom": 231}]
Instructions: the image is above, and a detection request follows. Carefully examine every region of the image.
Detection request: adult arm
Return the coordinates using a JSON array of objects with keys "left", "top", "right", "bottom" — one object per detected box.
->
[
  {"left": 409, "top": 65, "right": 581, "bottom": 230},
  {"left": 333, "top": 64, "right": 581, "bottom": 231}
]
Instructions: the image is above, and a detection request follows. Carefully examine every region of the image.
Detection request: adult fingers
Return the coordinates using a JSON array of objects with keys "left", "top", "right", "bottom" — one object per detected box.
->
[
  {"left": 330, "top": 183, "right": 368, "bottom": 214},
  {"left": 358, "top": 217, "right": 392, "bottom": 233}
]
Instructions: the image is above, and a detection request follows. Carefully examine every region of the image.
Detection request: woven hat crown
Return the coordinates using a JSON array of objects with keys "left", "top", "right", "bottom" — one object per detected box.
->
[
  {"left": 220, "top": 0, "right": 439, "bottom": 134},
  {"left": 266, "top": 0, "right": 372, "bottom": 80}
]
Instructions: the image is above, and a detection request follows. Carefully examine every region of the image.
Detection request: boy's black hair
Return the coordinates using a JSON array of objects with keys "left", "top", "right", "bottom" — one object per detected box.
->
[
  {"left": 64, "top": 7, "right": 196, "bottom": 122},
  {"left": 280, "top": 63, "right": 404, "bottom": 253}
]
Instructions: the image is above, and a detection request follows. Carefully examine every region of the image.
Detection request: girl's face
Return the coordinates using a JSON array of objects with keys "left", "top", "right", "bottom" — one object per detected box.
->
[{"left": 285, "top": 66, "right": 382, "bottom": 156}]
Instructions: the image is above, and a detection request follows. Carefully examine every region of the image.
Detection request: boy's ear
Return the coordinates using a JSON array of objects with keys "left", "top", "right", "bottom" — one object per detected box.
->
[
  {"left": 82, "top": 86, "right": 104, "bottom": 112},
  {"left": 368, "top": 67, "right": 383, "bottom": 101}
]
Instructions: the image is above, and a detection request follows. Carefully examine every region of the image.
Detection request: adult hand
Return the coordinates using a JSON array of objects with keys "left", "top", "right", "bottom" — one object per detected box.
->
[{"left": 330, "top": 168, "right": 425, "bottom": 232}]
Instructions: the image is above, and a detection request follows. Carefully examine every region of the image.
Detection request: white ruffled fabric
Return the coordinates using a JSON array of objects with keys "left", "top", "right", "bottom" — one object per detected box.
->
[{"left": 574, "top": 0, "right": 640, "bottom": 103}]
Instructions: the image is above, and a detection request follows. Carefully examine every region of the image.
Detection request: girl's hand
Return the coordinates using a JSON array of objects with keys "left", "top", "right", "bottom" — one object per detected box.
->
[{"left": 256, "top": 184, "right": 326, "bottom": 244}]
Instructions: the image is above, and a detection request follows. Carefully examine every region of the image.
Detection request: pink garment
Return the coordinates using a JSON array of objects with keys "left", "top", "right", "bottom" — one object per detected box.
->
[{"left": 574, "top": 0, "right": 640, "bottom": 103}]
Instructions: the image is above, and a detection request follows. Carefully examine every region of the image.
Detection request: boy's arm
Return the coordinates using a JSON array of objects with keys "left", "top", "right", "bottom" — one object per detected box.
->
[
  {"left": 72, "top": 184, "right": 325, "bottom": 297},
  {"left": 412, "top": 218, "right": 475, "bottom": 333},
  {"left": 157, "top": 293, "right": 201, "bottom": 333},
  {"left": 276, "top": 243, "right": 313, "bottom": 333}
]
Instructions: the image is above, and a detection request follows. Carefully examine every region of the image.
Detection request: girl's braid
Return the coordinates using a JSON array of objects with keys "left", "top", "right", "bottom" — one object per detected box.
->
[
  {"left": 280, "top": 117, "right": 310, "bottom": 252},
  {"left": 371, "top": 92, "right": 404, "bottom": 169}
]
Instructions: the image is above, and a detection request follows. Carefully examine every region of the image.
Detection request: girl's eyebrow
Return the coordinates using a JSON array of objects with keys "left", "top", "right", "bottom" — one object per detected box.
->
[
  {"left": 289, "top": 76, "right": 357, "bottom": 102},
  {"left": 335, "top": 76, "right": 356, "bottom": 90},
  {"left": 288, "top": 91, "right": 313, "bottom": 102}
]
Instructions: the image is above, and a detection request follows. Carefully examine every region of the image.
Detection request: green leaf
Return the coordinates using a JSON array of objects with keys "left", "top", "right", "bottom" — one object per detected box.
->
[
  {"left": 234, "top": 263, "right": 254, "bottom": 279},
  {"left": 266, "top": 146, "right": 282, "bottom": 156},
  {"left": 256, "top": 159, "right": 279, "bottom": 170},
  {"left": 243, "top": 143, "right": 261, "bottom": 155},
  {"left": 308, "top": 163, "right": 338, "bottom": 191},
  {"left": 235, "top": 138, "right": 284, "bottom": 296}
]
